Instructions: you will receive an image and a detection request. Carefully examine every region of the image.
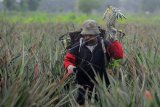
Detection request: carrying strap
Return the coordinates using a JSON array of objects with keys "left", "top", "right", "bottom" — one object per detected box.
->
[
  {"left": 79, "top": 37, "right": 83, "bottom": 52},
  {"left": 100, "top": 37, "right": 109, "bottom": 68}
]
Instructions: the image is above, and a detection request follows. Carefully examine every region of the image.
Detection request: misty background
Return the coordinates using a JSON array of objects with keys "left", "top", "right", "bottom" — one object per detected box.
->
[{"left": 0, "top": 0, "right": 160, "bottom": 14}]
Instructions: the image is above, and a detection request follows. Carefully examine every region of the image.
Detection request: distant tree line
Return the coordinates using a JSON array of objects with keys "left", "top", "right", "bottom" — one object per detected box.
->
[
  {"left": 78, "top": 0, "right": 103, "bottom": 14},
  {"left": 3, "top": 0, "right": 41, "bottom": 11},
  {"left": 2, "top": 0, "right": 160, "bottom": 13},
  {"left": 141, "top": 0, "right": 160, "bottom": 12}
]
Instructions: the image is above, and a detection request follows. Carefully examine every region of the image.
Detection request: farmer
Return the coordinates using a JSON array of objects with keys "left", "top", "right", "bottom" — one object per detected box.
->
[{"left": 64, "top": 19, "right": 124, "bottom": 106}]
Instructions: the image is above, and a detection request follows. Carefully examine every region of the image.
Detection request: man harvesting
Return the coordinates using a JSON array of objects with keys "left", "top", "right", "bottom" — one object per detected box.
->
[{"left": 64, "top": 19, "right": 124, "bottom": 106}]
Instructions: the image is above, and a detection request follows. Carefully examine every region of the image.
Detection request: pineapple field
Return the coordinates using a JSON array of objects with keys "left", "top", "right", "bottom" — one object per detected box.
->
[{"left": 0, "top": 12, "right": 160, "bottom": 107}]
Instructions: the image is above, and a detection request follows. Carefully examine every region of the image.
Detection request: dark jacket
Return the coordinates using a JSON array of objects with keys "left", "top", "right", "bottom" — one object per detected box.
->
[{"left": 64, "top": 38, "right": 123, "bottom": 87}]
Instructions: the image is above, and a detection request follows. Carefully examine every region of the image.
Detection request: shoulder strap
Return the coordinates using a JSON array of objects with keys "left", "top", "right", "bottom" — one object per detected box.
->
[
  {"left": 79, "top": 37, "right": 83, "bottom": 52},
  {"left": 100, "top": 37, "right": 108, "bottom": 67},
  {"left": 100, "top": 37, "right": 106, "bottom": 54}
]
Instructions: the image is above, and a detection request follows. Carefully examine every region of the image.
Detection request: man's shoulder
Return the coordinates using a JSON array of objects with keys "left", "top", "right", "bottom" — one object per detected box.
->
[
  {"left": 68, "top": 42, "right": 80, "bottom": 53},
  {"left": 103, "top": 39, "right": 112, "bottom": 47}
]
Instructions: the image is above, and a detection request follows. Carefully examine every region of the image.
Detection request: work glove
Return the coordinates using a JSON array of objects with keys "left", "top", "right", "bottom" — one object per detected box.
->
[{"left": 67, "top": 65, "right": 76, "bottom": 74}]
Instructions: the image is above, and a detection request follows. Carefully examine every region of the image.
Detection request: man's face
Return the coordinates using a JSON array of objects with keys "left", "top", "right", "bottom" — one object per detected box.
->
[
  {"left": 83, "top": 34, "right": 96, "bottom": 41},
  {"left": 83, "top": 34, "right": 97, "bottom": 45}
]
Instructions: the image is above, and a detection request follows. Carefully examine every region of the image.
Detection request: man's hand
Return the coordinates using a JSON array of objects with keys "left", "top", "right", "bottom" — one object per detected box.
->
[{"left": 67, "top": 65, "right": 76, "bottom": 74}]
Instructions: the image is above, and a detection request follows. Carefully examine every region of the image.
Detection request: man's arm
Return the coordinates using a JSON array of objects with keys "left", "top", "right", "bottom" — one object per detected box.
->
[
  {"left": 107, "top": 40, "right": 124, "bottom": 59},
  {"left": 64, "top": 52, "right": 76, "bottom": 72}
]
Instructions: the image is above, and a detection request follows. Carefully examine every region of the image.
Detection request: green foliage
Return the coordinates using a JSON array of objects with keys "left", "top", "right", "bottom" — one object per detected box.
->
[
  {"left": 108, "top": 59, "right": 122, "bottom": 69},
  {"left": 1, "top": 12, "right": 160, "bottom": 25}
]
